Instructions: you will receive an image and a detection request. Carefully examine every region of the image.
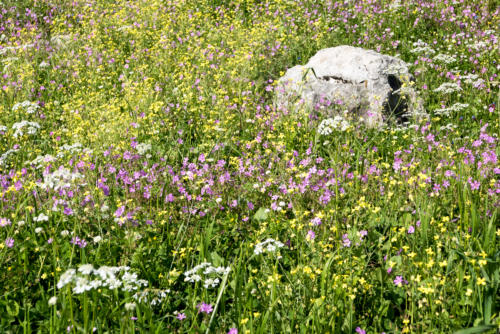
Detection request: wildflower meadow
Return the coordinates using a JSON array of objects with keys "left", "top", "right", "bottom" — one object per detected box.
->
[{"left": 0, "top": 0, "right": 499, "bottom": 333}]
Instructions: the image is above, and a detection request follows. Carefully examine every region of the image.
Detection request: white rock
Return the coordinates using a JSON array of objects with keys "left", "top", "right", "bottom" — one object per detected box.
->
[{"left": 275, "top": 46, "right": 425, "bottom": 127}]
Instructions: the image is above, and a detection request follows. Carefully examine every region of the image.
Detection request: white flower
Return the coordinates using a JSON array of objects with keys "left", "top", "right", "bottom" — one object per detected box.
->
[
  {"left": 93, "top": 236, "right": 102, "bottom": 243},
  {"left": 12, "top": 101, "right": 39, "bottom": 114},
  {"left": 318, "top": 116, "right": 350, "bottom": 135},
  {"left": 410, "top": 46, "right": 435, "bottom": 55},
  {"left": 48, "top": 296, "right": 57, "bottom": 306},
  {"left": 73, "top": 276, "right": 91, "bottom": 294},
  {"left": 184, "top": 262, "right": 228, "bottom": 288},
  {"left": 433, "top": 82, "right": 462, "bottom": 94},
  {"left": 57, "top": 269, "right": 76, "bottom": 289},
  {"left": 78, "top": 264, "right": 94, "bottom": 275},
  {"left": 33, "top": 213, "right": 49, "bottom": 222},
  {"left": 254, "top": 238, "right": 284, "bottom": 255},
  {"left": 12, "top": 120, "right": 40, "bottom": 138},
  {"left": 60, "top": 230, "right": 70, "bottom": 237},
  {"left": 136, "top": 143, "right": 151, "bottom": 155},
  {"left": 35, "top": 227, "right": 44, "bottom": 234},
  {"left": 125, "top": 302, "right": 136, "bottom": 311},
  {"left": 433, "top": 53, "right": 456, "bottom": 64}
]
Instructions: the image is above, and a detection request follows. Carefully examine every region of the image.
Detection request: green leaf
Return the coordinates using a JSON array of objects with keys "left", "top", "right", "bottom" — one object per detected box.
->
[
  {"left": 210, "top": 251, "right": 224, "bottom": 267},
  {"left": 253, "top": 207, "right": 268, "bottom": 222},
  {"left": 454, "top": 325, "right": 496, "bottom": 334}
]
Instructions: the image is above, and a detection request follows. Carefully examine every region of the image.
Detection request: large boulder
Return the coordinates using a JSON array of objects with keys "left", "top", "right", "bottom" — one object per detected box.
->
[{"left": 275, "top": 46, "right": 424, "bottom": 127}]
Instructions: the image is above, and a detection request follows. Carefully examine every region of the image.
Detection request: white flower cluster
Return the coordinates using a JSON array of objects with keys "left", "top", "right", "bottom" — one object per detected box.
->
[
  {"left": 434, "top": 103, "right": 469, "bottom": 116},
  {"left": 135, "top": 143, "right": 151, "bottom": 155},
  {"left": 12, "top": 120, "right": 40, "bottom": 138},
  {"left": 0, "top": 125, "right": 7, "bottom": 133},
  {"left": 33, "top": 213, "right": 49, "bottom": 222},
  {"left": 459, "top": 74, "right": 485, "bottom": 88},
  {"left": 38, "top": 167, "right": 84, "bottom": 191},
  {"left": 12, "top": 101, "right": 39, "bottom": 114},
  {"left": 382, "top": 64, "right": 409, "bottom": 76},
  {"left": 410, "top": 40, "right": 435, "bottom": 55},
  {"left": 29, "top": 154, "right": 56, "bottom": 169},
  {"left": 0, "top": 148, "right": 19, "bottom": 166},
  {"left": 318, "top": 116, "right": 350, "bottom": 135},
  {"left": 57, "top": 265, "right": 148, "bottom": 294},
  {"left": 254, "top": 238, "right": 285, "bottom": 255},
  {"left": 50, "top": 34, "right": 72, "bottom": 48},
  {"left": 470, "top": 41, "right": 487, "bottom": 51},
  {"left": 133, "top": 288, "right": 170, "bottom": 306},
  {"left": 433, "top": 54, "right": 456, "bottom": 64},
  {"left": 58, "top": 143, "right": 83, "bottom": 156},
  {"left": 0, "top": 43, "right": 34, "bottom": 55},
  {"left": 433, "top": 82, "right": 462, "bottom": 94},
  {"left": 184, "top": 262, "right": 230, "bottom": 288}
]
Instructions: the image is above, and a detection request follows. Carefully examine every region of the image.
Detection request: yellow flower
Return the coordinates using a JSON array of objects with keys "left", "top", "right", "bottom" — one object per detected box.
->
[{"left": 477, "top": 277, "right": 486, "bottom": 286}]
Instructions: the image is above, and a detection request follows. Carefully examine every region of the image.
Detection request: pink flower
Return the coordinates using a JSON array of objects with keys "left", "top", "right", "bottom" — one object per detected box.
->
[
  {"left": 197, "top": 303, "right": 213, "bottom": 314},
  {"left": 306, "top": 230, "right": 316, "bottom": 241},
  {"left": 394, "top": 276, "right": 404, "bottom": 286},
  {"left": 176, "top": 313, "right": 186, "bottom": 321},
  {"left": 5, "top": 238, "right": 14, "bottom": 248}
]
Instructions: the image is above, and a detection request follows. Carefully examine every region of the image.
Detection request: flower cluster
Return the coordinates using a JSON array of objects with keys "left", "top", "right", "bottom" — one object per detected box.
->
[
  {"left": 57, "top": 265, "right": 148, "bottom": 294},
  {"left": 12, "top": 120, "right": 40, "bottom": 138},
  {"left": 254, "top": 238, "right": 285, "bottom": 255},
  {"left": 318, "top": 116, "right": 350, "bottom": 135},
  {"left": 12, "top": 101, "right": 39, "bottom": 114},
  {"left": 184, "top": 262, "right": 230, "bottom": 288},
  {"left": 133, "top": 288, "right": 170, "bottom": 306},
  {"left": 38, "top": 168, "right": 84, "bottom": 191},
  {"left": 433, "top": 82, "right": 462, "bottom": 94}
]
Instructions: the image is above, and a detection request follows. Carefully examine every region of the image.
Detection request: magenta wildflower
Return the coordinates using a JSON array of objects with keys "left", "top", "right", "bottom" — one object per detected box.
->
[
  {"left": 355, "top": 327, "right": 366, "bottom": 334},
  {"left": 228, "top": 328, "right": 238, "bottom": 334},
  {"left": 311, "top": 217, "right": 322, "bottom": 226},
  {"left": 5, "top": 238, "right": 14, "bottom": 248},
  {"left": 394, "top": 276, "right": 404, "bottom": 286},
  {"left": 197, "top": 303, "right": 213, "bottom": 314},
  {"left": 176, "top": 313, "right": 186, "bottom": 321},
  {"left": 408, "top": 225, "right": 415, "bottom": 234},
  {"left": 0, "top": 218, "right": 12, "bottom": 227},
  {"left": 342, "top": 234, "right": 351, "bottom": 247},
  {"left": 468, "top": 178, "right": 480, "bottom": 190},
  {"left": 306, "top": 230, "right": 316, "bottom": 241}
]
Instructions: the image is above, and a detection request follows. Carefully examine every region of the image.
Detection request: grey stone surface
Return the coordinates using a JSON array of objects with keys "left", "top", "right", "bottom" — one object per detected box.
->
[{"left": 275, "top": 46, "right": 424, "bottom": 127}]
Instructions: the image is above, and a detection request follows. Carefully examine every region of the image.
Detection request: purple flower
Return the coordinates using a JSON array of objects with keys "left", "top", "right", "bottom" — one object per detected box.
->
[
  {"left": 5, "top": 238, "right": 14, "bottom": 248},
  {"left": 407, "top": 225, "right": 415, "bottom": 234},
  {"left": 0, "top": 218, "right": 12, "bottom": 227},
  {"left": 394, "top": 276, "right": 404, "bottom": 286},
  {"left": 342, "top": 234, "right": 351, "bottom": 247},
  {"left": 306, "top": 230, "right": 316, "bottom": 241},
  {"left": 176, "top": 313, "right": 186, "bottom": 321},
  {"left": 355, "top": 327, "right": 366, "bottom": 334},
  {"left": 228, "top": 328, "right": 238, "bottom": 334},
  {"left": 311, "top": 217, "right": 322, "bottom": 226},
  {"left": 468, "top": 178, "right": 480, "bottom": 190},
  {"left": 387, "top": 267, "right": 392, "bottom": 274},
  {"left": 114, "top": 206, "right": 125, "bottom": 218},
  {"left": 197, "top": 303, "right": 213, "bottom": 314}
]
